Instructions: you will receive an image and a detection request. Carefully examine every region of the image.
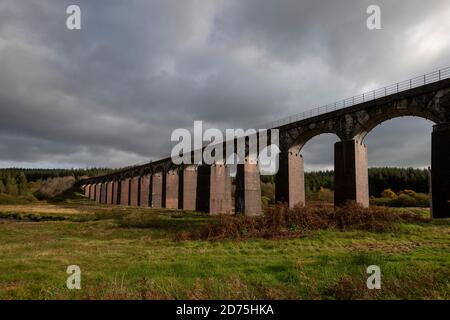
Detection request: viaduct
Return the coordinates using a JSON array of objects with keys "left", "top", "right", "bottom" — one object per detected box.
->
[{"left": 82, "top": 68, "right": 450, "bottom": 218}]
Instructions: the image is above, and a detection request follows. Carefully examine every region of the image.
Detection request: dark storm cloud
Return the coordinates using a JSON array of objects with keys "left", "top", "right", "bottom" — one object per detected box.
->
[{"left": 0, "top": 0, "right": 449, "bottom": 169}]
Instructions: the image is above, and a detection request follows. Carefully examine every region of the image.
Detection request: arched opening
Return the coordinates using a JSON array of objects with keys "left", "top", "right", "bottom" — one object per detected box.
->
[
  {"left": 275, "top": 129, "right": 340, "bottom": 208},
  {"left": 362, "top": 116, "right": 435, "bottom": 212},
  {"left": 299, "top": 133, "right": 340, "bottom": 206}
]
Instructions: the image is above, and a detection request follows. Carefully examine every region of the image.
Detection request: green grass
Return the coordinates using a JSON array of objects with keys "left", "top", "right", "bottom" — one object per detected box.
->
[{"left": 0, "top": 201, "right": 448, "bottom": 299}]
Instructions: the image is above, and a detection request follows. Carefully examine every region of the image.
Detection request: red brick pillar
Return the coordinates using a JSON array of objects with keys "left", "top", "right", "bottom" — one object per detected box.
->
[
  {"left": 235, "top": 161, "right": 262, "bottom": 216},
  {"left": 84, "top": 184, "right": 90, "bottom": 198},
  {"left": 95, "top": 183, "right": 101, "bottom": 203},
  {"left": 112, "top": 181, "right": 119, "bottom": 205},
  {"left": 130, "top": 177, "right": 139, "bottom": 206},
  {"left": 139, "top": 175, "right": 150, "bottom": 207},
  {"left": 182, "top": 165, "right": 197, "bottom": 211},
  {"left": 89, "top": 184, "right": 95, "bottom": 200},
  {"left": 165, "top": 169, "right": 179, "bottom": 209},
  {"left": 211, "top": 163, "right": 232, "bottom": 214},
  {"left": 106, "top": 181, "right": 113, "bottom": 204},
  {"left": 120, "top": 178, "right": 130, "bottom": 206},
  {"left": 334, "top": 139, "right": 369, "bottom": 207},
  {"left": 196, "top": 163, "right": 232, "bottom": 215},
  {"left": 100, "top": 183, "right": 107, "bottom": 204},
  {"left": 151, "top": 173, "right": 163, "bottom": 208},
  {"left": 275, "top": 151, "right": 305, "bottom": 208}
]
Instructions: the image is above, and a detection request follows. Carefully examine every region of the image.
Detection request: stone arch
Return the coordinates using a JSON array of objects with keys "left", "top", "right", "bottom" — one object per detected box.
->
[
  {"left": 281, "top": 121, "right": 341, "bottom": 154},
  {"left": 350, "top": 89, "right": 449, "bottom": 142},
  {"left": 355, "top": 110, "right": 439, "bottom": 143}
]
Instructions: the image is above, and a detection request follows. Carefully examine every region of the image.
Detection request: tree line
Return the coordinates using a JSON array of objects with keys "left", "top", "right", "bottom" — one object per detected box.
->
[
  {"left": 261, "top": 167, "right": 429, "bottom": 197},
  {"left": 0, "top": 168, "right": 116, "bottom": 182},
  {"left": 1, "top": 167, "right": 430, "bottom": 198}
]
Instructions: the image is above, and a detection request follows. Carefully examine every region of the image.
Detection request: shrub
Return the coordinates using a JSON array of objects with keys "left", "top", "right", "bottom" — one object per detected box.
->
[
  {"left": 380, "top": 188, "right": 397, "bottom": 199},
  {"left": 261, "top": 196, "right": 271, "bottom": 206},
  {"left": 260, "top": 182, "right": 274, "bottom": 204},
  {"left": 186, "top": 203, "right": 427, "bottom": 241},
  {"left": 399, "top": 189, "right": 417, "bottom": 198},
  {"left": 317, "top": 187, "right": 334, "bottom": 203},
  {"left": 391, "top": 194, "right": 417, "bottom": 207},
  {"left": 34, "top": 176, "right": 76, "bottom": 199},
  {"left": 413, "top": 193, "right": 430, "bottom": 207}
]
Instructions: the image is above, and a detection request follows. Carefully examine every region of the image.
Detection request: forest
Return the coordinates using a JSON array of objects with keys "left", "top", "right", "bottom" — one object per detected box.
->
[
  {"left": 261, "top": 167, "right": 430, "bottom": 197},
  {"left": 0, "top": 166, "right": 429, "bottom": 200}
]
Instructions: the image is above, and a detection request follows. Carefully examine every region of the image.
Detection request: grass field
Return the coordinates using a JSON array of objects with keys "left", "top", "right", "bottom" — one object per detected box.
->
[{"left": 0, "top": 200, "right": 448, "bottom": 299}]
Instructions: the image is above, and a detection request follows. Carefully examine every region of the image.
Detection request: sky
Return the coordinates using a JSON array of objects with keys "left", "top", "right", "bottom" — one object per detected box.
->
[{"left": 0, "top": 0, "right": 449, "bottom": 171}]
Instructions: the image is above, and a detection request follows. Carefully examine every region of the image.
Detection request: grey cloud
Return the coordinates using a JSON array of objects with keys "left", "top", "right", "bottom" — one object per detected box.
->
[{"left": 0, "top": 0, "right": 449, "bottom": 169}]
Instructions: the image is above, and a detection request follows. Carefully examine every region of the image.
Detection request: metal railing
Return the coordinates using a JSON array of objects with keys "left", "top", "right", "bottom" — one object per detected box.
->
[{"left": 261, "top": 66, "right": 450, "bottom": 129}]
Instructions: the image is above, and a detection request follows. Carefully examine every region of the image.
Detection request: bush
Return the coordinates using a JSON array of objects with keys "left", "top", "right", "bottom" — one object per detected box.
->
[
  {"left": 391, "top": 194, "right": 417, "bottom": 207},
  {"left": 261, "top": 196, "right": 271, "bottom": 206},
  {"left": 371, "top": 189, "right": 430, "bottom": 208},
  {"left": 260, "top": 182, "right": 274, "bottom": 204},
  {"left": 413, "top": 193, "right": 430, "bottom": 207},
  {"left": 34, "top": 176, "right": 76, "bottom": 199},
  {"left": 317, "top": 187, "right": 334, "bottom": 203},
  {"left": 380, "top": 188, "right": 397, "bottom": 199},
  {"left": 185, "top": 203, "right": 427, "bottom": 240}
]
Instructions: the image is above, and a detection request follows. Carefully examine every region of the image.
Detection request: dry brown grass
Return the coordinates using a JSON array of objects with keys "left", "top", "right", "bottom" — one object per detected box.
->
[
  {"left": 186, "top": 203, "right": 428, "bottom": 241},
  {"left": 0, "top": 204, "right": 84, "bottom": 215}
]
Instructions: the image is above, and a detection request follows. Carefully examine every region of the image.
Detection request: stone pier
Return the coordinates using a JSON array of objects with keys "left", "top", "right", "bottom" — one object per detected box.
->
[
  {"left": 120, "top": 178, "right": 130, "bottom": 206},
  {"left": 235, "top": 162, "right": 262, "bottom": 216},
  {"left": 181, "top": 165, "right": 197, "bottom": 211},
  {"left": 196, "top": 164, "right": 232, "bottom": 215},
  {"left": 106, "top": 181, "right": 113, "bottom": 204},
  {"left": 431, "top": 123, "right": 450, "bottom": 218},
  {"left": 95, "top": 183, "right": 101, "bottom": 203},
  {"left": 334, "top": 139, "right": 369, "bottom": 207},
  {"left": 100, "top": 183, "right": 107, "bottom": 204},
  {"left": 89, "top": 184, "right": 95, "bottom": 200},
  {"left": 139, "top": 175, "right": 150, "bottom": 207},
  {"left": 165, "top": 169, "right": 179, "bottom": 209},
  {"left": 129, "top": 177, "right": 139, "bottom": 206},
  {"left": 275, "top": 151, "right": 305, "bottom": 208},
  {"left": 84, "top": 184, "right": 90, "bottom": 198},
  {"left": 151, "top": 172, "right": 164, "bottom": 208},
  {"left": 113, "top": 180, "right": 120, "bottom": 205}
]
